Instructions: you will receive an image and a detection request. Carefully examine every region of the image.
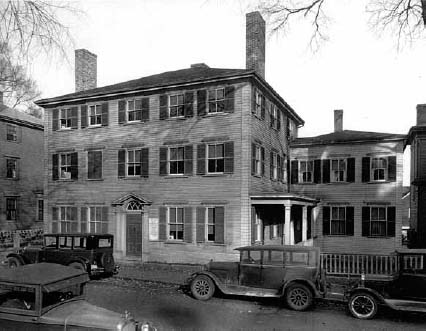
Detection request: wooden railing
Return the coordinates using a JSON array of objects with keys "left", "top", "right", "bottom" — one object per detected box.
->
[{"left": 402, "top": 255, "right": 424, "bottom": 270}]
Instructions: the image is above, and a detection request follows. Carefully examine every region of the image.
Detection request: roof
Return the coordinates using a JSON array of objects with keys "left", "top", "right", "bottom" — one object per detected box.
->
[
  {"left": 250, "top": 192, "right": 318, "bottom": 204},
  {"left": 0, "top": 105, "right": 43, "bottom": 129},
  {"left": 291, "top": 130, "right": 406, "bottom": 147},
  {"left": 235, "top": 245, "right": 320, "bottom": 252}
]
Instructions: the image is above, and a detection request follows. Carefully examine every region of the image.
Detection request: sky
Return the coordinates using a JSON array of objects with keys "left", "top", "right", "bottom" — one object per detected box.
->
[{"left": 30, "top": 0, "right": 426, "bottom": 140}]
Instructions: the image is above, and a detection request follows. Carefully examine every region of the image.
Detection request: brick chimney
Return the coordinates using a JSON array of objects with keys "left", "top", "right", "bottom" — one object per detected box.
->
[
  {"left": 75, "top": 49, "right": 97, "bottom": 92},
  {"left": 246, "top": 11, "right": 265, "bottom": 79},
  {"left": 417, "top": 104, "right": 426, "bottom": 126},
  {"left": 334, "top": 109, "right": 343, "bottom": 132}
]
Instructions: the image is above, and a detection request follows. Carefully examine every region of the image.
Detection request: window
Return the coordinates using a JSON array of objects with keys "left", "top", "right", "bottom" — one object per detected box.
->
[
  {"left": 59, "top": 108, "right": 72, "bottom": 129},
  {"left": 58, "top": 206, "right": 78, "bottom": 233},
  {"left": 127, "top": 99, "right": 142, "bottom": 122},
  {"left": 89, "top": 104, "right": 102, "bottom": 126},
  {"left": 38, "top": 199, "right": 44, "bottom": 221},
  {"left": 362, "top": 206, "right": 395, "bottom": 237},
  {"left": 331, "top": 159, "right": 346, "bottom": 182},
  {"left": 169, "top": 147, "right": 185, "bottom": 175},
  {"left": 331, "top": 207, "right": 346, "bottom": 235},
  {"left": 207, "top": 143, "right": 225, "bottom": 173},
  {"left": 370, "top": 207, "right": 386, "bottom": 236},
  {"left": 6, "top": 124, "right": 17, "bottom": 141},
  {"left": 323, "top": 206, "right": 354, "bottom": 236},
  {"left": 271, "top": 152, "right": 278, "bottom": 180},
  {"left": 270, "top": 104, "right": 279, "bottom": 129},
  {"left": 254, "top": 90, "right": 265, "bottom": 118},
  {"left": 6, "top": 159, "right": 17, "bottom": 179},
  {"left": 87, "top": 150, "right": 102, "bottom": 179},
  {"left": 169, "top": 94, "right": 184, "bottom": 118},
  {"left": 127, "top": 150, "right": 141, "bottom": 176},
  {"left": 169, "top": 207, "right": 184, "bottom": 240},
  {"left": 60, "top": 154, "right": 72, "bottom": 179},
  {"left": 206, "top": 207, "right": 216, "bottom": 241},
  {"left": 6, "top": 198, "right": 17, "bottom": 220},
  {"left": 372, "top": 157, "right": 387, "bottom": 181},
  {"left": 87, "top": 207, "right": 108, "bottom": 233},
  {"left": 252, "top": 144, "right": 263, "bottom": 176},
  {"left": 300, "top": 160, "right": 313, "bottom": 183},
  {"left": 208, "top": 88, "right": 225, "bottom": 113}
]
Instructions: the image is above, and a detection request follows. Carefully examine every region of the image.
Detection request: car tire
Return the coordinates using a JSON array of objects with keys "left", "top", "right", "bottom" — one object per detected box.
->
[
  {"left": 7, "top": 257, "right": 22, "bottom": 268},
  {"left": 348, "top": 292, "right": 378, "bottom": 320},
  {"left": 285, "top": 283, "right": 313, "bottom": 311},
  {"left": 69, "top": 262, "right": 86, "bottom": 272},
  {"left": 190, "top": 275, "right": 215, "bottom": 301}
]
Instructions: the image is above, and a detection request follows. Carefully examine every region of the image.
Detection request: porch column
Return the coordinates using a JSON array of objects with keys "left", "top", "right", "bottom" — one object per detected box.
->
[
  {"left": 302, "top": 206, "right": 308, "bottom": 242},
  {"left": 284, "top": 204, "right": 292, "bottom": 245}
]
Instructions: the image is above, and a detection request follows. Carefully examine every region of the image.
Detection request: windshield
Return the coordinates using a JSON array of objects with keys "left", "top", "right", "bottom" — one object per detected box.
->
[{"left": 41, "top": 284, "right": 84, "bottom": 313}]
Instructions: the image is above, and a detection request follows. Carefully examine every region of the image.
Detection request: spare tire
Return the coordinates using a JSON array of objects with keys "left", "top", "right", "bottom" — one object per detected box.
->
[{"left": 100, "top": 253, "right": 114, "bottom": 272}]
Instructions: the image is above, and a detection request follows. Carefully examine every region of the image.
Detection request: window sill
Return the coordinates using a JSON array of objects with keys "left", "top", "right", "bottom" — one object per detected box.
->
[
  {"left": 58, "top": 128, "right": 73, "bottom": 131},
  {"left": 203, "top": 112, "right": 230, "bottom": 118},
  {"left": 122, "top": 120, "right": 148, "bottom": 126},
  {"left": 6, "top": 140, "right": 19, "bottom": 144},
  {"left": 365, "top": 181, "right": 392, "bottom": 184},
  {"left": 86, "top": 178, "right": 104, "bottom": 181},
  {"left": 323, "top": 234, "right": 353, "bottom": 237},
  {"left": 119, "top": 176, "right": 149, "bottom": 180},
  {"left": 87, "top": 125, "right": 103, "bottom": 129},
  {"left": 5, "top": 178, "right": 19, "bottom": 181},
  {"left": 252, "top": 174, "right": 263, "bottom": 178},
  {"left": 363, "top": 236, "right": 394, "bottom": 239},
  {"left": 252, "top": 114, "right": 264, "bottom": 121},
  {"left": 164, "top": 240, "right": 186, "bottom": 245},
  {"left": 200, "top": 242, "right": 226, "bottom": 246},
  {"left": 202, "top": 173, "right": 228, "bottom": 177},
  {"left": 56, "top": 179, "right": 76, "bottom": 182},
  {"left": 164, "top": 175, "right": 189, "bottom": 179}
]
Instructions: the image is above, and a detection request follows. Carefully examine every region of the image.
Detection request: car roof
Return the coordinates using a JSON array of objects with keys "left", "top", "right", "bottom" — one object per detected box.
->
[
  {"left": 235, "top": 245, "right": 320, "bottom": 253},
  {"left": 0, "top": 263, "right": 89, "bottom": 286},
  {"left": 43, "top": 233, "right": 113, "bottom": 237}
]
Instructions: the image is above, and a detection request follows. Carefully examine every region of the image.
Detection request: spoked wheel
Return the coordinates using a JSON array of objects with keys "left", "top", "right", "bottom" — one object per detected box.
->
[
  {"left": 7, "top": 257, "right": 22, "bottom": 269},
  {"left": 285, "top": 283, "right": 313, "bottom": 311},
  {"left": 348, "top": 292, "right": 378, "bottom": 319},
  {"left": 190, "top": 275, "right": 215, "bottom": 301}
]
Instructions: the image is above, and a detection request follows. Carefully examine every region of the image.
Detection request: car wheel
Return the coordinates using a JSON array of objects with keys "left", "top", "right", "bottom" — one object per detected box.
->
[
  {"left": 285, "top": 283, "right": 313, "bottom": 311},
  {"left": 7, "top": 257, "right": 22, "bottom": 268},
  {"left": 348, "top": 292, "right": 378, "bottom": 319},
  {"left": 190, "top": 275, "right": 215, "bottom": 301},
  {"left": 69, "top": 262, "right": 86, "bottom": 272}
]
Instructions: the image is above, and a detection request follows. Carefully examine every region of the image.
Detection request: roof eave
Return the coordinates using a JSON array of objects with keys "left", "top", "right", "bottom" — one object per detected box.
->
[{"left": 290, "top": 136, "right": 407, "bottom": 148}]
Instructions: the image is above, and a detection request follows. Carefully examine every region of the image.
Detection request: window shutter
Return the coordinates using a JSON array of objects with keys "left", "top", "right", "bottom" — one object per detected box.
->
[
  {"left": 362, "top": 207, "right": 370, "bottom": 237},
  {"left": 323, "top": 206, "right": 330, "bottom": 236},
  {"left": 251, "top": 143, "right": 256, "bottom": 175},
  {"left": 196, "top": 206, "right": 205, "bottom": 243},
  {"left": 184, "top": 145, "right": 193, "bottom": 176},
  {"left": 224, "top": 86, "right": 235, "bottom": 113},
  {"left": 270, "top": 151, "right": 274, "bottom": 179},
  {"left": 291, "top": 160, "right": 299, "bottom": 184},
  {"left": 307, "top": 207, "right": 312, "bottom": 239},
  {"left": 101, "top": 103, "right": 109, "bottom": 126},
  {"left": 81, "top": 207, "right": 87, "bottom": 233},
  {"left": 261, "top": 95, "right": 266, "bottom": 120},
  {"left": 197, "top": 90, "right": 207, "bottom": 116},
  {"left": 215, "top": 206, "right": 225, "bottom": 244},
  {"left": 88, "top": 151, "right": 94, "bottom": 179},
  {"left": 362, "top": 157, "right": 371, "bottom": 182},
  {"left": 81, "top": 105, "right": 88, "bottom": 128},
  {"left": 346, "top": 207, "right": 354, "bottom": 236},
  {"left": 322, "top": 159, "right": 330, "bottom": 183},
  {"left": 159, "top": 207, "right": 167, "bottom": 241},
  {"left": 347, "top": 158, "right": 355, "bottom": 183},
  {"left": 184, "top": 91, "right": 194, "bottom": 117},
  {"left": 16, "top": 126, "right": 22, "bottom": 143},
  {"left": 52, "top": 109, "right": 59, "bottom": 131},
  {"left": 224, "top": 141, "right": 234, "bottom": 174},
  {"left": 118, "top": 100, "right": 126, "bottom": 124},
  {"left": 141, "top": 148, "right": 149, "bottom": 177},
  {"left": 251, "top": 207, "right": 256, "bottom": 244},
  {"left": 388, "top": 156, "right": 396, "bottom": 182},
  {"left": 277, "top": 155, "right": 282, "bottom": 181},
  {"left": 118, "top": 149, "right": 126, "bottom": 178},
  {"left": 197, "top": 144, "right": 206, "bottom": 175},
  {"left": 261, "top": 146, "right": 265, "bottom": 176},
  {"left": 159, "top": 147, "right": 168, "bottom": 176},
  {"left": 141, "top": 98, "right": 150, "bottom": 121},
  {"left": 387, "top": 206, "right": 396, "bottom": 237},
  {"left": 159, "top": 95, "right": 168, "bottom": 120},
  {"left": 277, "top": 110, "right": 281, "bottom": 131},
  {"left": 184, "top": 207, "right": 193, "bottom": 243},
  {"left": 101, "top": 207, "right": 109, "bottom": 233},
  {"left": 269, "top": 103, "right": 273, "bottom": 128},
  {"left": 70, "top": 152, "right": 78, "bottom": 180},
  {"left": 96, "top": 151, "right": 103, "bottom": 179},
  {"left": 252, "top": 88, "right": 256, "bottom": 114},
  {"left": 52, "top": 154, "right": 59, "bottom": 181},
  {"left": 313, "top": 159, "right": 321, "bottom": 184},
  {"left": 70, "top": 107, "right": 78, "bottom": 129}
]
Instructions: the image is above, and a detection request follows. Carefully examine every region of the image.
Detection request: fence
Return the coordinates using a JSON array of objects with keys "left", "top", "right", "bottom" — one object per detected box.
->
[{"left": 0, "top": 228, "right": 44, "bottom": 249}]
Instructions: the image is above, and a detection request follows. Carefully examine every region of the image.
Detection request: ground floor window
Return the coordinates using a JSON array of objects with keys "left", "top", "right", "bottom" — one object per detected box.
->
[
  {"left": 323, "top": 206, "right": 354, "bottom": 236},
  {"left": 81, "top": 206, "right": 108, "bottom": 233},
  {"left": 52, "top": 206, "right": 77, "bottom": 233},
  {"left": 6, "top": 197, "right": 17, "bottom": 221},
  {"left": 362, "top": 206, "right": 396, "bottom": 237},
  {"left": 38, "top": 199, "right": 44, "bottom": 221},
  {"left": 168, "top": 207, "right": 184, "bottom": 240}
]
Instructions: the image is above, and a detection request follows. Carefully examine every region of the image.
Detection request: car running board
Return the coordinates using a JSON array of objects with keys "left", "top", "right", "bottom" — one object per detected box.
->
[
  {"left": 220, "top": 285, "right": 281, "bottom": 298},
  {"left": 385, "top": 299, "right": 426, "bottom": 313}
]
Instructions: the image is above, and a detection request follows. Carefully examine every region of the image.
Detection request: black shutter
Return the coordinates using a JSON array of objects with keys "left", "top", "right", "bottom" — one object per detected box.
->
[
  {"left": 159, "top": 95, "right": 168, "bottom": 120},
  {"left": 346, "top": 207, "right": 354, "bottom": 236},
  {"left": 362, "top": 207, "right": 370, "bottom": 237},
  {"left": 159, "top": 147, "right": 168, "bottom": 176},
  {"left": 141, "top": 148, "right": 149, "bottom": 177},
  {"left": 141, "top": 98, "right": 149, "bottom": 121},
  {"left": 88, "top": 151, "right": 95, "bottom": 179},
  {"left": 159, "top": 207, "right": 167, "bottom": 241},
  {"left": 196, "top": 206, "right": 205, "bottom": 243},
  {"left": 197, "top": 90, "right": 207, "bottom": 116},
  {"left": 291, "top": 160, "right": 299, "bottom": 184},
  {"left": 362, "top": 157, "right": 371, "bottom": 182},
  {"left": 215, "top": 206, "right": 225, "bottom": 244},
  {"left": 118, "top": 100, "right": 126, "bottom": 124},
  {"left": 70, "top": 152, "right": 78, "bottom": 180},
  {"left": 251, "top": 207, "right": 256, "bottom": 244},
  {"left": 224, "top": 141, "right": 234, "bottom": 174},
  {"left": 70, "top": 107, "right": 78, "bottom": 129},
  {"left": 261, "top": 146, "right": 265, "bottom": 176},
  {"left": 270, "top": 151, "right": 274, "bottom": 180},
  {"left": 322, "top": 159, "right": 330, "bottom": 183},
  {"left": 184, "top": 145, "right": 193, "bottom": 176},
  {"left": 251, "top": 143, "right": 256, "bottom": 175},
  {"left": 313, "top": 159, "right": 321, "bottom": 183},
  {"left": 101, "top": 103, "right": 109, "bottom": 126},
  {"left": 277, "top": 155, "right": 282, "bottom": 181},
  {"left": 52, "top": 109, "right": 59, "bottom": 131},
  {"left": 252, "top": 88, "right": 257, "bottom": 114},
  {"left": 184, "top": 207, "right": 193, "bottom": 243},
  {"left": 118, "top": 149, "right": 126, "bottom": 178},
  {"left": 277, "top": 110, "right": 281, "bottom": 131},
  {"left": 260, "top": 95, "right": 266, "bottom": 120},
  {"left": 323, "top": 206, "right": 330, "bottom": 236},
  {"left": 197, "top": 144, "right": 206, "bottom": 175},
  {"left": 387, "top": 206, "right": 396, "bottom": 237},
  {"left": 184, "top": 91, "right": 194, "bottom": 118},
  {"left": 224, "top": 86, "right": 235, "bottom": 113},
  {"left": 81, "top": 207, "right": 87, "bottom": 233},
  {"left": 388, "top": 156, "right": 396, "bottom": 182},
  {"left": 80, "top": 105, "right": 88, "bottom": 128},
  {"left": 52, "top": 154, "right": 59, "bottom": 180},
  {"left": 347, "top": 158, "right": 355, "bottom": 182}
]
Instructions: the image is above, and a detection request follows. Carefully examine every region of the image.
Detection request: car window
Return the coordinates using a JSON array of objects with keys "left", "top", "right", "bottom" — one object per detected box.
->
[
  {"left": 42, "top": 284, "right": 83, "bottom": 310},
  {"left": 73, "top": 237, "right": 87, "bottom": 249},
  {"left": 0, "top": 284, "right": 36, "bottom": 312},
  {"left": 286, "top": 252, "right": 309, "bottom": 265},
  {"left": 98, "top": 238, "right": 112, "bottom": 248},
  {"left": 264, "top": 250, "right": 284, "bottom": 265},
  {"left": 59, "top": 237, "right": 72, "bottom": 249},
  {"left": 44, "top": 236, "right": 57, "bottom": 248}
]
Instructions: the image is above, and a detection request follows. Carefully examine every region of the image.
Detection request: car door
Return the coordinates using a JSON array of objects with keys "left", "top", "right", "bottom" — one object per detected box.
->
[
  {"left": 391, "top": 271, "right": 426, "bottom": 300},
  {"left": 260, "top": 250, "right": 286, "bottom": 289},
  {"left": 239, "top": 250, "right": 262, "bottom": 287}
]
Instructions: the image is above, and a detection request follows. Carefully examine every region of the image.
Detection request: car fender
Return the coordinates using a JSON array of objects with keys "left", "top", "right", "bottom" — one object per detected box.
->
[
  {"left": 346, "top": 286, "right": 386, "bottom": 304},
  {"left": 282, "top": 278, "right": 319, "bottom": 297},
  {"left": 6, "top": 253, "right": 26, "bottom": 265},
  {"left": 188, "top": 271, "right": 224, "bottom": 291},
  {"left": 67, "top": 257, "right": 90, "bottom": 269}
]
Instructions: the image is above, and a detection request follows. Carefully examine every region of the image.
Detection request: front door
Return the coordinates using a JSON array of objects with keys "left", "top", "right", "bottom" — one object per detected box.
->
[{"left": 126, "top": 214, "right": 142, "bottom": 257}]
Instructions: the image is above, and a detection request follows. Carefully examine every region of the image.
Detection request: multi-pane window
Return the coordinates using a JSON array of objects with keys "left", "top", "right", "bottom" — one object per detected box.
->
[
  {"left": 169, "top": 207, "right": 184, "bottom": 240},
  {"left": 254, "top": 90, "right": 265, "bottom": 118},
  {"left": 371, "top": 157, "right": 387, "bottom": 181},
  {"left": 88, "top": 207, "right": 108, "bottom": 233},
  {"left": 127, "top": 99, "right": 142, "bottom": 122},
  {"left": 331, "top": 159, "right": 346, "bottom": 182},
  {"left": 271, "top": 152, "right": 278, "bottom": 180},
  {"left": 89, "top": 104, "right": 102, "bottom": 126},
  {"left": 60, "top": 154, "right": 72, "bottom": 179},
  {"left": 87, "top": 150, "right": 102, "bottom": 179},
  {"left": 207, "top": 207, "right": 216, "bottom": 241},
  {"left": 59, "top": 206, "right": 78, "bottom": 233},
  {"left": 207, "top": 143, "right": 225, "bottom": 173},
  {"left": 254, "top": 145, "right": 262, "bottom": 176},
  {"left": 370, "top": 207, "right": 387, "bottom": 236},
  {"left": 6, "top": 198, "right": 17, "bottom": 221},
  {"left": 6, "top": 159, "right": 17, "bottom": 179},
  {"left": 127, "top": 150, "right": 141, "bottom": 176},
  {"left": 169, "top": 94, "right": 184, "bottom": 118},
  {"left": 331, "top": 207, "right": 346, "bottom": 235},
  {"left": 300, "top": 161, "right": 313, "bottom": 183},
  {"left": 38, "top": 199, "right": 44, "bottom": 221},
  {"left": 362, "top": 206, "right": 395, "bottom": 237},
  {"left": 208, "top": 88, "right": 225, "bottom": 113},
  {"left": 169, "top": 147, "right": 185, "bottom": 175},
  {"left": 59, "top": 108, "right": 72, "bottom": 129},
  {"left": 6, "top": 124, "right": 17, "bottom": 141},
  {"left": 270, "top": 104, "right": 278, "bottom": 129}
]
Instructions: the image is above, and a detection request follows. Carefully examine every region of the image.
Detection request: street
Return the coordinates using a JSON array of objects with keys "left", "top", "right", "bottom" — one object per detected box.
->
[{"left": 88, "top": 278, "right": 426, "bottom": 331}]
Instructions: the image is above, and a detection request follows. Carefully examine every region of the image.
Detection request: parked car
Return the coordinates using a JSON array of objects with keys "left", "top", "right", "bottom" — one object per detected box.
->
[
  {"left": 0, "top": 262, "right": 155, "bottom": 330},
  {"left": 6, "top": 233, "right": 118, "bottom": 276}
]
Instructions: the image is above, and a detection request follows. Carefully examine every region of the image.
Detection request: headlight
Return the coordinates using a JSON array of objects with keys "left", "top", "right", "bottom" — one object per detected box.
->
[
  {"left": 140, "top": 322, "right": 156, "bottom": 331},
  {"left": 116, "top": 321, "right": 137, "bottom": 331}
]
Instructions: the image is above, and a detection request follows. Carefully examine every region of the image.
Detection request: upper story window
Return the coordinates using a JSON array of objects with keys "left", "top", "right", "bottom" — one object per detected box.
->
[
  {"left": 6, "top": 158, "right": 18, "bottom": 179},
  {"left": 6, "top": 124, "right": 17, "bottom": 141},
  {"left": 127, "top": 100, "right": 142, "bottom": 122},
  {"left": 159, "top": 145, "right": 192, "bottom": 176},
  {"left": 254, "top": 90, "right": 265, "bottom": 119},
  {"left": 270, "top": 104, "right": 280, "bottom": 130},
  {"left": 300, "top": 160, "right": 313, "bottom": 183},
  {"left": 169, "top": 94, "right": 185, "bottom": 118},
  {"left": 371, "top": 157, "right": 387, "bottom": 181},
  {"left": 118, "top": 99, "right": 148, "bottom": 124},
  {"left": 60, "top": 108, "right": 72, "bottom": 129},
  {"left": 208, "top": 88, "right": 225, "bottom": 113},
  {"left": 52, "top": 152, "right": 78, "bottom": 181},
  {"left": 251, "top": 143, "right": 265, "bottom": 177},
  {"left": 331, "top": 159, "right": 346, "bottom": 182},
  {"left": 127, "top": 149, "right": 142, "bottom": 176},
  {"left": 362, "top": 206, "right": 395, "bottom": 237},
  {"left": 87, "top": 150, "right": 102, "bottom": 179},
  {"left": 60, "top": 154, "right": 72, "bottom": 179},
  {"left": 169, "top": 147, "right": 185, "bottom": 175},
  {"left": 271, "top": 152, "right": 278, "bottom": 180},
  {"left": 196, "top": 142, "right": 233, "bottom": 175},
  {"left": 38, "top": 199, "right": 44, "bottom": 221},
  {"left": 118, "top": 148, "right": 149, "bottom": 178},
  {"left": 89, "top": 104, "right": 102, "bottom": 126},
  {"left": 207, "top": 143, "right": 225, "bottom": 173},
  {"left": 362, "top": 156, "right": 396, "bottom": 183}
]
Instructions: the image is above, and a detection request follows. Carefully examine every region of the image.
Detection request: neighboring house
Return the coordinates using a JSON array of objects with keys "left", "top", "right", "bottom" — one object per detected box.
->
[
  {"left": 0, "top": 93, "right": 44, "bottom": 232},
  {"left": 290, "top": 110, "right": 406, "bottom": 254}
]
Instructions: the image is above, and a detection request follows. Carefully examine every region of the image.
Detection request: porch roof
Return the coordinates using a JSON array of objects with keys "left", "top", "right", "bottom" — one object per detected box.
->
[{"left": 250, "top": 193, "right": 318, "bottom": 205}]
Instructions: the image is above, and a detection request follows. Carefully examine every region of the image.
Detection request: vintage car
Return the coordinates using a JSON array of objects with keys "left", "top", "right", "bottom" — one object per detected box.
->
[
  {"left": 0, "top": 262, "right": 155, "bottom": 330},
  {"left": 188, "top": 245, "right": 323, "bottom": 311},
  {"left": 6, "top": 233, "right": 118, "bottom": 276}
]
